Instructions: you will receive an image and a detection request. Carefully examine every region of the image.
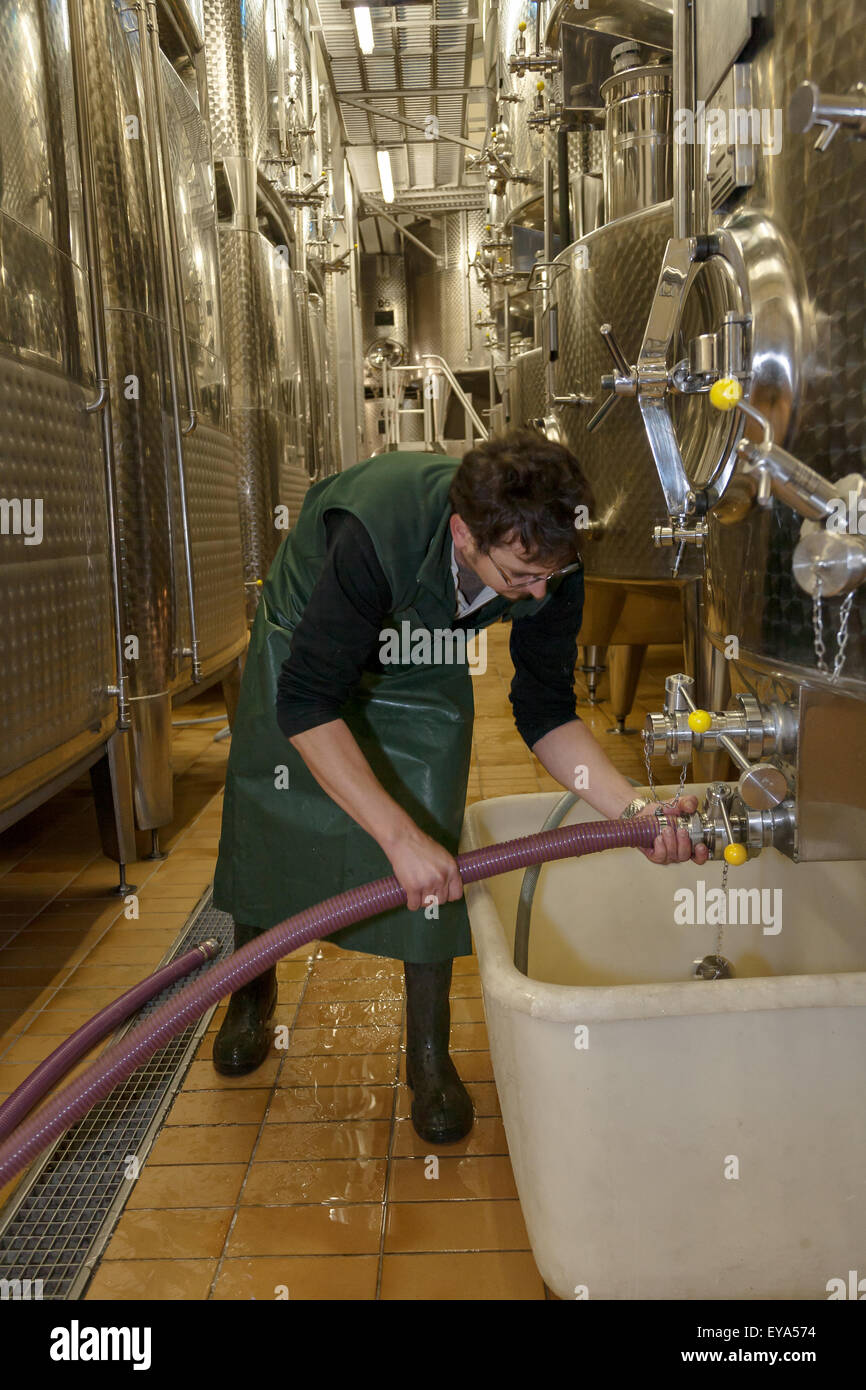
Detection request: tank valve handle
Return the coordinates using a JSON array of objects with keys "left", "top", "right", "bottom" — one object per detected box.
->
[
  {"left": 646, "top": 675, "right": 795, "bottom": 811},
  {"left": 723, "top": 844, "right": 748, "bottom": 866}
]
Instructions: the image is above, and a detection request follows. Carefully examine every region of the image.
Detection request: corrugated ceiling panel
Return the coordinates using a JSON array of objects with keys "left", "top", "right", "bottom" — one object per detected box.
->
[
  {"left": 399, "top": 54, "right": 432, "bottom": 85},
  {"left": 319, "top": 0, "right": 474, "bottom": 195},
  {"left": 341, "top": 107, "right": 374, "bottom": 142},
  {"left": 410, "top": 142, "right": 436, "bottom": 187},
  {"left": 437, "top": 53, "right": 468, "bottom": 80},
  {"left": 401, "top": 95, "right": 433, "bottom": 121},
  {"left": 364, "top": 56, "right": 398, "bottom": 88},
  {"left": 346, "top": 145, "right": 380, "bottom": 191},
  {"left": 397, "top": 25, "right": 432, "bottom": 55},
  {"left": 390, "top": 147, "right": 410, "bottom": 189},
  {"left": 373, "top": 112, "right": 408, "bottom": 142},
  {"left": 435, "top": 143, "right": 460, "bottom": 185},
  {"left": 330, "top": 56, "right": 363, "bottom": 87}
]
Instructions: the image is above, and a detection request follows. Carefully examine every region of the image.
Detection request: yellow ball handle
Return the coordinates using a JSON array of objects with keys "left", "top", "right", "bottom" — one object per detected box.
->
[
  {"left": 518, "top": 20, "right": 527, "bottom": 31},
  {"left": 724, "top": 843, "right": 748, "bottom": 867},
  {"left": 709, "top": 377, "right": 743, "bottom": 411},
  {"left": 687, "top": 709, "right": 712, "bottom": 733}
]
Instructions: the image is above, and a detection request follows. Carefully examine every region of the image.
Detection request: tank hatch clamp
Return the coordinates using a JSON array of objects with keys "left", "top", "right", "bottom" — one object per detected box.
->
[{"left": 584, "top": 232, "right": 753, "bottom": 569}]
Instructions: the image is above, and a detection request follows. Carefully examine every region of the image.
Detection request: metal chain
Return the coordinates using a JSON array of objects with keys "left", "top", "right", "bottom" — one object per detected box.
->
[
  {"left": 716, "top": 860, "right": 728, "bottom": 963},
  {"left": 642, "top": 732, "right": 687, "bottom": 809},
  {"left": 812, "top": 575, "right": 828, "bottom": 673},
  {"left": 832, "top": 592, "right": 855, "bottom": 681},
  {"left": 812, "top": 573, "right": 854, "bottom": 681}
]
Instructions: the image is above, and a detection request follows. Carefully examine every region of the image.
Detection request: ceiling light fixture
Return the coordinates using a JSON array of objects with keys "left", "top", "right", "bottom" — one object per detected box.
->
[
  {"left": 376, "top": 148, "right": 395, "bottom": 203},
  {"left": 353, "top": 6, "right": 375, "bottom": 55}
]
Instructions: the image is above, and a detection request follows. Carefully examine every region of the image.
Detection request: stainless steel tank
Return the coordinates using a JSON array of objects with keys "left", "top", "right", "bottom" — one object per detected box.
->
[
  {"left": 157, "top": 49, "right": 247, "bottom": 691},
  {"left": 360, "top": 253, "right": 410, "bottom": 364},
  {"left": 0, "top": 0, "right": 119, "bottom": 836},
  {"left": 483, "top": 0, "right": 605, "bottom": 246},
  {"left": 82, "top": 0, "right": 187, "bottom": 829},
  {"left": 201, "top": 0, "right": 310, "bottom": 612},
  {"left": 550, "top": 202, "right": 701, "bottom": 581},
  {"left": 702, "top": 0, "right": 865, "bottom": 690},
  {"left": 76, "top": 0, "right": 249, "bottom": 835},
  {"left": 508, "top": 348, "right": 547, "bottom": 429},
  {"left": 607, "top": 0, "right": 866, "bottom": 848},
  {"left": 360, "top": 253, "right": 422, "bottom": 451},
  {"left": 599, "top": 46, "right": 672, "bottom": 220},
  {"left": 489, "top": 0, "right": 550, "bottom": 227},
  {"left": 481, "top": 1, "right": 691, "bottom": 727},
  {"left": 405, "top": 211, "right": 491, "bottom": 371},
  {"left": 611, "top": 1, "right": 865, "bottom": 686}
]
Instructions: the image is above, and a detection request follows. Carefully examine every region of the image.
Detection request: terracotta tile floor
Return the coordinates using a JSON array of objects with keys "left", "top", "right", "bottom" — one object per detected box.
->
[{"left": 0, "top": 629, "right": 682, "bottom": 1299}]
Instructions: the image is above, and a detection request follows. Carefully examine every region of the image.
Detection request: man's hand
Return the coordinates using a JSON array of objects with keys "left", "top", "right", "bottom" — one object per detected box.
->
[
  {"left": 386, "top": 824, "right": 464, "bottom": 911},
  {"left": 636, "top": 795, "right": 709, "bottom": 866}
]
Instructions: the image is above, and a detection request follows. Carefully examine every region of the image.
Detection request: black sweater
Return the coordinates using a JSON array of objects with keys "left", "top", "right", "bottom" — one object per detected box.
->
[{"left": 275, "top": 509, "right": 584, "bottom": 749}]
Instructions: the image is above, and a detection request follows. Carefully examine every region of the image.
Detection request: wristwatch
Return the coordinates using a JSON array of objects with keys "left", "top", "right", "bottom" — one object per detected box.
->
[{"left": 620, "top": 796, "right": 650, "bottom": 820}]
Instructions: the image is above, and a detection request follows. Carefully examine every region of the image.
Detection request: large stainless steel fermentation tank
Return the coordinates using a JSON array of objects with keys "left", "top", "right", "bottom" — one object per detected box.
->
[
  {"left": 634, "top": 0, "right": 866, "bottom": 858},
  {"left": 0, "top": 0, "right": 354, "bottom": 871},
  {"left": 477, "top": 0, "right": 695, "bottom": 731}
]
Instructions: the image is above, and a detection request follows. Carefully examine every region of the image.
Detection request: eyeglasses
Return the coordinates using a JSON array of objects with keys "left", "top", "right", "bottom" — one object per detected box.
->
[{"left": 486, "top": 551, "right": 583, "bottom": 590}]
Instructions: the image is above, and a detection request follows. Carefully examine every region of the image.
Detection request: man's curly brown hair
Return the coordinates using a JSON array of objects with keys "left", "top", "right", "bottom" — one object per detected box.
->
[{"left": 449, "top": 427, "right": 593, "bottom": 565}]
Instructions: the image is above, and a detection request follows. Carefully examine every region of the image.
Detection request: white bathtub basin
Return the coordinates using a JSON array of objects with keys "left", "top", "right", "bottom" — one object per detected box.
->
[{"left": 460, "top": 787, "right": 866, "bottom": 1300}]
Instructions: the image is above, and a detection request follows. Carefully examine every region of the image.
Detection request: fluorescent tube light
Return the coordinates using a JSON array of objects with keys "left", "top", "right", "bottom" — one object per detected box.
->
[
  {"left": 377, "top": 148, "right": 395, "bottom": 203},
  {"left": 354, "top": 6, "right": 375, "bottom": 55}
]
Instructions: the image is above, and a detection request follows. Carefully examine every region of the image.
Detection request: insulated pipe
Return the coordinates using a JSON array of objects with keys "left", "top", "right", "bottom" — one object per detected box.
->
[
  {"left": 0, "top": 942, "right": 220, "bottom": 1145},
  {"left": 0, "top": 817, "right": 660, "bottom": 1185}
]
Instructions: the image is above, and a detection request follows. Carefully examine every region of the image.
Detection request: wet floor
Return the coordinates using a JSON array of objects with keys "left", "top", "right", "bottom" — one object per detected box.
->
[{"left": 0, "top": 630, "right": 681, "bottom": 1298}]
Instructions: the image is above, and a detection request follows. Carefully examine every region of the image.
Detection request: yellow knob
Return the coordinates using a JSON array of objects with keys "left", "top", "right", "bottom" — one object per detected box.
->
[
  {"left": 709, "top": 377, "right": 743, "bottom": 411},
  {"left": 537, "top": 79, "right": 545, "bottom": 92},
  {"left": 724, "top": 843, "right": 748, "bottom": 867},
  {"left": 518, "top": 20, "right": 526, "bottom": 30},
  {"left": 688, "top": 709, "right": 712, "bottom": 734}
]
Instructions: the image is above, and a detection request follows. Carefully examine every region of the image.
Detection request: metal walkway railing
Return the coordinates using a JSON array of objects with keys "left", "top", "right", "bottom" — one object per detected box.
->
[{"left": 380, "top": 357, "right": 489, "bottom": 452}]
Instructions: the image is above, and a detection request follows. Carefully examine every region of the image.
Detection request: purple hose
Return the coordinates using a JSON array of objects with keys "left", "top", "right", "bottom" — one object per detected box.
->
[
  {"left": 0, "top": 940, "right": 220, "bottom": 1145},
  {"left": 0, "top": 815, "right": 659, "bottom": 1185}
]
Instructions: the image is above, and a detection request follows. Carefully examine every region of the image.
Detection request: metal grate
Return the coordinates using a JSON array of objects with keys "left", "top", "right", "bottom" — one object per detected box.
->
[{"left": 0, "top": 889, "right": 233, "bottom": 1301}]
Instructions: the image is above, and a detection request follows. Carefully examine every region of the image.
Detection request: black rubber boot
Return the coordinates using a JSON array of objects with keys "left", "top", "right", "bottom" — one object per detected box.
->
[
  {"left": 404, "top": 959, "right": 474, "bottom": 1144},
  {"left": 212, "top": 922, "right": 278, "bottom": 1077}
]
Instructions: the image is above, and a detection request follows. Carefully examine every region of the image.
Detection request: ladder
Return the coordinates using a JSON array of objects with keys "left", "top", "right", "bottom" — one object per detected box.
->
[{"left": 381, "top": 358, "right": 489, "bottom": 453}]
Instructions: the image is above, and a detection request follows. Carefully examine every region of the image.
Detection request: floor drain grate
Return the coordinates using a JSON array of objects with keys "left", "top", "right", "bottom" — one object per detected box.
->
[{"left": 0, "top": 889, "right": 233, "bottom": 1300}]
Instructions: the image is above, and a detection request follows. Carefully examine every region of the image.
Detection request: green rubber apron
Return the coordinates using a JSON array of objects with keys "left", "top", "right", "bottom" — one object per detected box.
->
[{"left": 212, "top": 453, "right": 552, "bottom": 963}]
